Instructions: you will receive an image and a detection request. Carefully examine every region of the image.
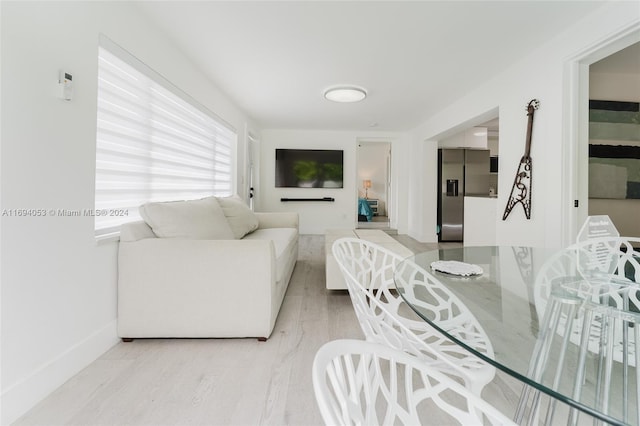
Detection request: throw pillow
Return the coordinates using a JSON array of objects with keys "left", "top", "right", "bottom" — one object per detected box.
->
[
  {"left": 216, "top": 195, "right": 259, "bottom": 239},
  {"left": 139, "top": 197, "right": 234, "bottom": 239}
]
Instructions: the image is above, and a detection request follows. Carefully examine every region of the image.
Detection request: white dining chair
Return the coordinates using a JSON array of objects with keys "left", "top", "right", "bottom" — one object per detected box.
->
[
  {"left": 331, "top": 237, "right": 495, "bottom": 396},
  {"left": 312, "top": 339, "right": 515, "bottom": 426},
  {"left": 518, "top": 290, "right": 640, "bottom": 425},
  {"left": 534, "top": 237, "right": 640, "bottom": 317},
  {"left": 519, "top": 237, "right": 640, "bottom": 424}
]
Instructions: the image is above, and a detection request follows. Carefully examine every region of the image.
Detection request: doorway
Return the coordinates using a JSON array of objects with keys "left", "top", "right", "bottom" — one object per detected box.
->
[
  {"left": 587, "top": 42, "right": 640, "bottom": 238},
  {"left": 564, "top": 25, "right": 640, "bottom": 244},
  {"left": 357, "top": 141, "right": 391, "bottom": 230},
  {"left": 436, "top": 118, "right": 499, "bottom": 244}
]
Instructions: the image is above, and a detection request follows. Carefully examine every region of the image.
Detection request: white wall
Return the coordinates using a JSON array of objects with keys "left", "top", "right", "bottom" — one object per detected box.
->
[
  {"left": 0, "top": 2, "right": 255, "bottom": 423},
  {"left": 405, "top": 134, "right": 438, "bottom": 242},
  {"left": 260, "top": 130, "right": 408, "bottom": 235},
  {"left": 590, "top": 71, "right": 640, "bottom": 102},
  {"left": 408, "top": 1, "right": 640, "bottom": 248}
]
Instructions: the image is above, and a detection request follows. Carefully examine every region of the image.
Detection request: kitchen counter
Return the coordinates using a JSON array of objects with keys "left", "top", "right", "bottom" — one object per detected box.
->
[{"left": 464, "top": 196, "right": 497, "bottom": 246}]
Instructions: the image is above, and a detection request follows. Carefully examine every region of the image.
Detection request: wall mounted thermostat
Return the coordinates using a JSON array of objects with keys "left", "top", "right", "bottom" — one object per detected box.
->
[{"left": 57, "top": 70, "right": 73, "bottom": 101}]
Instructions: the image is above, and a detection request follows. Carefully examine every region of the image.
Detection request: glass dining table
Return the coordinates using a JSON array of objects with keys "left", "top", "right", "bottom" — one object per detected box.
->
[{"left": 393, "top": 245, "right": 640, "bottom": 426}]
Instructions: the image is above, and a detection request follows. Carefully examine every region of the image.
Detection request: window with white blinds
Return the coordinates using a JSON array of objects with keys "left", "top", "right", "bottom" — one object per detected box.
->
[{"left": 95, "top": 37, "right": 236, "bottom": 238}]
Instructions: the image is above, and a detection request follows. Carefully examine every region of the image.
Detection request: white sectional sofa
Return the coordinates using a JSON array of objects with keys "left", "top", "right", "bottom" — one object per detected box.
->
[{"left": 117, "top": 195, "right": 299, "bottom": 341}]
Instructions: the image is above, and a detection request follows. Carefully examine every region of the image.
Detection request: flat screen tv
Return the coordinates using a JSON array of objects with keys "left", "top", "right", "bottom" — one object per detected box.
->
[{"left": 275, "top": 149, "right": 344, "bottom": 188}]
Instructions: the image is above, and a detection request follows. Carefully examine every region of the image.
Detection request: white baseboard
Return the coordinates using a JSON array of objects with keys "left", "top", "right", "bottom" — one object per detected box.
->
[{"left": 1, "top": 320, "right": 119, "bottom": 425}]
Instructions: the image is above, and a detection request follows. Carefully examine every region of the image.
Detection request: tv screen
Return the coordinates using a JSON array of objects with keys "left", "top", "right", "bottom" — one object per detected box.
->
[{"left": 275, "top": 149, "right": 344, "bottom": 188}]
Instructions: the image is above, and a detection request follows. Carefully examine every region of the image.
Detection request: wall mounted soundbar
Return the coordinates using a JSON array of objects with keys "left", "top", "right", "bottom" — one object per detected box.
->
[{"left": 280, "top": 197, "right": 335, "bottom": 202}]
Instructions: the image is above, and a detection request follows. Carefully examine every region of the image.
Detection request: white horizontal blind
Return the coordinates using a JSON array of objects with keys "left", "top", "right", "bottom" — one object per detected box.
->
[{"left": 95, "top": 39, "right": 236, "bottom": 238}]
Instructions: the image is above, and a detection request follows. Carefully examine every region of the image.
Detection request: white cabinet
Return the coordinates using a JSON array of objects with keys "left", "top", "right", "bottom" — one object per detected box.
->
[{"left": 439, "top": 127, "right": 488, "bottom": 149}]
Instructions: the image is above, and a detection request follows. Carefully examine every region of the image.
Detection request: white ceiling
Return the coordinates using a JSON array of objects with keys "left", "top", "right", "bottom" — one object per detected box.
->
[{"left": 136, "top": 1, "right": 608, "bottom": 131}]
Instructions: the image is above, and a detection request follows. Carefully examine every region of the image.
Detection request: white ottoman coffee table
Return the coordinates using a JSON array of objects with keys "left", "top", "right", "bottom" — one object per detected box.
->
[{"left": 325, "top": 229, "right": 413, "bottom": 290}]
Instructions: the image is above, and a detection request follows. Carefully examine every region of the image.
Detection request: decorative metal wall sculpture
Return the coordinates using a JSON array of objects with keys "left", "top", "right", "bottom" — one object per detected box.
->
[{"left": 503, "top": 99, "right": 540, "bottom": 220}]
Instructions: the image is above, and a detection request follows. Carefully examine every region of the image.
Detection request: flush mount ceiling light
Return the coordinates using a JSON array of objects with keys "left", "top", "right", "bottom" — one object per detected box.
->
[{"left": 323, "top": 86, "right": 367, "bottom": 103}]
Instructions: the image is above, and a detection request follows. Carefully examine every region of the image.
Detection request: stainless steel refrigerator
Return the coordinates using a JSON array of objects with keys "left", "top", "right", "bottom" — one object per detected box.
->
[
  {"left": 438, "top": 149, "right": 464, "bottom": 241},
  {"left": 437, "top": 149, "right": 490, "bottom": 241}
]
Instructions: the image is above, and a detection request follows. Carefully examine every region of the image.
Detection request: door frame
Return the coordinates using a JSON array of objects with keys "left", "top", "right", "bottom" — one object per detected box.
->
[
  {"left": 355, "top": 139, "right": 392, "bottom": 228},
  {"left": 561, "top": 22, "right": 640, "bottom": 246},
  {"left": 245, "top": 127, "right": 260, "bottom": 210}
]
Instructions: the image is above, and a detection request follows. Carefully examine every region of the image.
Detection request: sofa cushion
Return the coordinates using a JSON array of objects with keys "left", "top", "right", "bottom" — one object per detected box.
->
[
  {"left": 216, "top": 195, "right": 259, "bottom": 239},
  {"left": 139, "top": 197, "right": 234, "bottom": 239},
  {"left": 120, "top": 221, "right": 156, "bottom": 242},
  {"left": 243, "top": 228, "right": 298, "bottom": 283}
]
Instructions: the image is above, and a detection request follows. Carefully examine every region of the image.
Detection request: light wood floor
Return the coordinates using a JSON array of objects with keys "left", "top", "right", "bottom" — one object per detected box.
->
[{"left": 16, "top": 235, "right": 525, "bottom": 426}]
